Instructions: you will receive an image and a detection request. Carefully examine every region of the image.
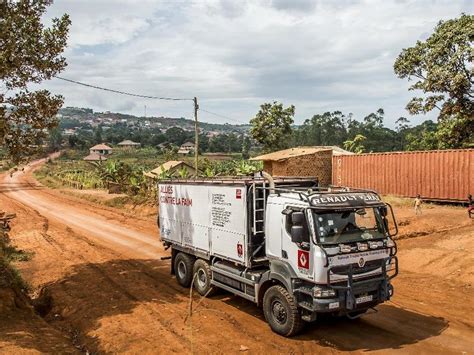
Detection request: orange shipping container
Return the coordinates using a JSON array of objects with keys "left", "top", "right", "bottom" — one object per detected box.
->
[{"left": 332, "top": 149, "right": 474, "bottom": 202}]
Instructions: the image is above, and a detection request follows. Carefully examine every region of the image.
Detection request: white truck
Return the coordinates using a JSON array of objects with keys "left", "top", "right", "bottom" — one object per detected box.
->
[{"left": 158, "top": 173, "right": 398, "bottom": 336}]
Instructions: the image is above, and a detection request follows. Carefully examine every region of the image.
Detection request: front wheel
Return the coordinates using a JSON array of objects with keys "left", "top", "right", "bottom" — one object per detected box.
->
[{"left": 263, "top": 285, "right": 303, "bottom": 337}]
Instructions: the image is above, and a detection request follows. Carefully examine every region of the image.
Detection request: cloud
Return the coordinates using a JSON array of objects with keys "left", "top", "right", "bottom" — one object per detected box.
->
[{"left": 38, "top": 0, "right": 473, "bottom": 127}]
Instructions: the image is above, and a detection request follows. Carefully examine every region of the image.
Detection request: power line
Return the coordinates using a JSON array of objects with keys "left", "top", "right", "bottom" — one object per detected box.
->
[
  {"left": 54, "top": 76, "right": 193, "bottom": 101},
  {"left": 200, "top": 108, "right": 248, "bottom": 125}
]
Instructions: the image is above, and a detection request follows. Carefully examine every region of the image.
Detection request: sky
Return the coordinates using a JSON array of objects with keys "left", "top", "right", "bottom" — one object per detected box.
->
[{"left": 38, "top": 0, "right": 473, "bottom": 127}]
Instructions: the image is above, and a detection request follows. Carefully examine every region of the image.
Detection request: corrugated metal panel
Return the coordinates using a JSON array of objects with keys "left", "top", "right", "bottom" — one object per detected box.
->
[{"left": 332, "top": 149, "right": 473, "bottom": 202}]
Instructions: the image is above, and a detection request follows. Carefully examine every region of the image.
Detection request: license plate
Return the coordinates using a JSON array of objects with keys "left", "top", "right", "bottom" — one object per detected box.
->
[{"left": 356, "top": 294, "right": 373, "bottom": 304}]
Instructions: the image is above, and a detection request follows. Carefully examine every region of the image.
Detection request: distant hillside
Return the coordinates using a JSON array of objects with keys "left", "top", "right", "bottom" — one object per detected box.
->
[{"left": 58, "top": 107, "right": 250, "bottom": 133}]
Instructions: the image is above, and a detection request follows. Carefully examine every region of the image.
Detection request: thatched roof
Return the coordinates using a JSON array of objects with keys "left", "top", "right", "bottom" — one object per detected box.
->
[
  {"left": 90, "top": 143, "right": 113, "bottom": 150},
  {"left": 83, "top": 152, "right": 107, "bottom": 161},
  {"left": 117, "top": 140, "right": 140, "bottom": 146}
]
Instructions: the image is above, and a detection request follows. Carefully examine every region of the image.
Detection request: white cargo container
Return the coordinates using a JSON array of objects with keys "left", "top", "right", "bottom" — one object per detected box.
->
[
  {"left": 158, "top": 174, "right": 398, "bottom": 337},
  {"left": 159, "top": 183, "right": 248, "bottom": 264}
]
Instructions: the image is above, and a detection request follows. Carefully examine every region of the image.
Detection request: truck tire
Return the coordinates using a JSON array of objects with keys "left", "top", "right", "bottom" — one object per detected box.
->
[
  {"left": 174, "top": 252, "right": 194, "bottom": 288},
  {"left": 192, "top": 259, "right": 215, "bottom": 296},
  {"left": 263, "top": 285, "right": 303, "bottom": 337}
]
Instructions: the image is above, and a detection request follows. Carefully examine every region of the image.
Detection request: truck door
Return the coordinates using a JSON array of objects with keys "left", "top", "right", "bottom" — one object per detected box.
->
[{"left": 281, "top": 209, "right": 314, "bottom": 282}]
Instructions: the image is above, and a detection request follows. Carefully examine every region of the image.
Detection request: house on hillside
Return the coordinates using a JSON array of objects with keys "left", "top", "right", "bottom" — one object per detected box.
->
[
  {"left": 89, "top": 143, "right": 113, "bottom": 156},
  {"left": 83, "top": 152, "right": 107, "bottom": 161},
  {"left": 178, "top": 142, "right": 195, "bottom": 155},
  {"left": 117, "top": 140, "right": 141, "bottom": 149},
  {"left": 250, "top": 146, "right": 352, "bottom": 187},
  {"left": 144, "top": 160, "right": 196, "bottom": 179}
]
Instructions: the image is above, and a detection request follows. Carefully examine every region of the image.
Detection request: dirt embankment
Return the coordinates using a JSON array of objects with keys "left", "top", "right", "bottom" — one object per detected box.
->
[{"left": 0, "top": 161, "right": 473, "bottom": 354}]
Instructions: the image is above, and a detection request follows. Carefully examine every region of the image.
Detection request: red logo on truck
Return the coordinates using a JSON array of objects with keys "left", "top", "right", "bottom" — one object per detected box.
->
[
  {"left": 236, "top": 189, "right": 242, "bottom": 199},
  {"left": 298, "top": 250, "right": 309, "bottom": 269},
  {"left": 237, "top": 242, "right": 243, "bottom": 257}
]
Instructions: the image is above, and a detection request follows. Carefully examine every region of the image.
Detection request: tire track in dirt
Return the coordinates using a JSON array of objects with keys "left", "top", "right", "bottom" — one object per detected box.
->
[
  {"left": 3, "top": 179, "right": 263, "bottom": 352},
  {"left": 2, "top": 169, "right": 293, "bottom": 353}
]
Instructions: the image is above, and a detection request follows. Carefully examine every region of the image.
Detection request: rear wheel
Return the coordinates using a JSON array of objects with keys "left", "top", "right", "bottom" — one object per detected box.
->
[
  {"left": 174, "top": 252, "right": 194, "bottom": 288},
  {"left": 263, "top": 285, "right": 303, "bottom": 337},
  {"left": 192, "top": 259, "right": 215, "bottom": 296}
]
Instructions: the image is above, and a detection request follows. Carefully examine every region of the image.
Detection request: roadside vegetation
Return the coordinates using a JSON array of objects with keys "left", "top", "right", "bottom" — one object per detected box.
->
[
  {"left": 0, "top": 215, "right": 31, "bottom": 296},
  {"left": 34, "top": 148, "right": 262, "bottom": 207}
]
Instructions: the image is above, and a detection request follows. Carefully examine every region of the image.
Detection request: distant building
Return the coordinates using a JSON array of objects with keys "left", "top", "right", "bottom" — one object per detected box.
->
[
  {"left": 117, "top": 140, "right": 141, "bottom": 149},
  {"left": 63, "top": 128, "right": 76, "bottom": 136},
  {"left": 83, "top": 152, "right": 107, "bottom": 161},
  {"left": 89, "top": 143, "right": 113, "bottom": 156},
  {"left": 144, "top": 160, "right": 196, "bottom": 179},
  {"left": 178, "top": 141, "right": 195, "bottom": 155},
  {"left": 251, "top": 146, "right": 353, "bottom": 187}
]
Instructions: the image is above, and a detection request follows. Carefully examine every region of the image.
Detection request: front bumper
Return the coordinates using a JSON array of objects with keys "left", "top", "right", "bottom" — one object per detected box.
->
[
  {"left": 297, "top": 256, "right": 398, "bottom": 315},
  {"left": 310, "top": 280, "right": 394, "bottom": 313}
]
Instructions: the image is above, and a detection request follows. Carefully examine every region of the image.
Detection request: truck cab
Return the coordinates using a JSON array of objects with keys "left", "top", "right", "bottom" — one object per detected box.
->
[{"left": 264, "top": 189, "right": 398, "bottom": 325}]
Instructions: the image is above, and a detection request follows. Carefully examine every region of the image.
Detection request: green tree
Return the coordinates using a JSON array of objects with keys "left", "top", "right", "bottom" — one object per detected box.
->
[
  {"left": 404, "top": 120, "right": 438, "bottom": 151},
  {"left": 48, "top": 127, "right": 62, "bottom": 151},
  {"left": 394, "top": 14, "right": 473, "bottom": 148},
  {"left": 395, "top": 117, "right": 410, "bottom": 150},
  {"left": 294, "top": 111, "right": 348, "bottom": 147},
  {"left": 241, "top": 136, "right": 251, "bottom": 159},
  {"left": 68, "top": 134, "right": 78, "bottom": 148},
  {"left": 250, "top": 101, "right": 295, "bottom": 152},
  {"left": 0, "top": 0, "right": 71, "bottom": 163},
  {"left": 165, "top": 127, "right": 189, "bottom": 146},
  {"left": 93, "top": 126, "right": 103, "bottom": 144},
  {"left": 343, "top": 134, "right": 367, "bottom": 154}
]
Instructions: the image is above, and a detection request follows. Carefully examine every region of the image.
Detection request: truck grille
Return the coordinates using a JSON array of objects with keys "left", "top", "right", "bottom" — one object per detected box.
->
[{"left": 331, "top": 259, "right": 382, "bottom": 276}]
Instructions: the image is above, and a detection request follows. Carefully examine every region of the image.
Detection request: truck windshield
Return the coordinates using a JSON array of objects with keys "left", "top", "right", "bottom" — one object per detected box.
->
[{"left": 312, "top": 208, "right": 386, "bottom": 245}]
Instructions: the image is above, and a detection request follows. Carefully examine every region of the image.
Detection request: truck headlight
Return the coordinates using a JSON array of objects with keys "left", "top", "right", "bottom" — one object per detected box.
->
[
  {"left": 313, "top": 286, "right": 336, "bottom": 298},
  {"left": 339, "top": 244, "right": 352, "bottom": 253},
  {"left": 386, "top": 238, "right": 395, "bottom": 248},
  {"left": 369, "top": 241, "right": 383, "bottom": 249},
  {"left": 357, "top": 242, "right": 368, "bottom": 251}
]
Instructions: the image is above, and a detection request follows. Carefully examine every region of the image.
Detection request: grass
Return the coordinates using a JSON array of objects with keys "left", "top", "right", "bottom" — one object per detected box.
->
[
  {"left": 0, "top": 234, "right": 32, "bottom": 291},
  {"left": 0, "top": 258, "right": 30, "bottom": 291},
  {"left": 3, "top": 245, "right": 34, "bottom": 263}
]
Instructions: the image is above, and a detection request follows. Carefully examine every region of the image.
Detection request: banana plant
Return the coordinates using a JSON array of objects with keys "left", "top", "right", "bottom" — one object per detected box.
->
[
  {"left": 177, "top": 166, "right": 190, "bottom": 179},
  {"left": 158, "top": 166, "right": 172, "bottom": 179},
  {"left": 234, "top": 160, "right": 259, "bottom": 176}
]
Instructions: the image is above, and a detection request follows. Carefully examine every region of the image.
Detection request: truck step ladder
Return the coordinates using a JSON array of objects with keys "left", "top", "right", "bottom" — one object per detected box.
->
[{"left": 252, "top": 180, "right": 266, "bottom": 235}]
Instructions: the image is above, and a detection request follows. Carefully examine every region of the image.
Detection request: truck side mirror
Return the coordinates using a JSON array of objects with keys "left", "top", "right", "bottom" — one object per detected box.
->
[
  {"left": 381, "top": 204, "right": 398, "bottom": 237},
  {"left": 291, "top": 211, "right": 305, "bottom": 225},
  {"left": 290, "top": 225, "right": 304, "bottom": 243}
]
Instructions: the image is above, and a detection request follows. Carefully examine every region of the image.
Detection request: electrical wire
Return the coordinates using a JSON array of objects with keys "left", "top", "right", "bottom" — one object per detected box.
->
[
  {"left": 54, "top": 76, "right": 250, "bottom": 125},
  {"left": 54, "top": 76, "right": 193, "bottom": 101},
  {"left": 199, "top": 108, "right": 248, "bottom": 125}
]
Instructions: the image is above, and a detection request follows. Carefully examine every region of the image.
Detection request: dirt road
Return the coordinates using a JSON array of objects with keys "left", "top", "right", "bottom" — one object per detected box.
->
[{"left": 1, "top": 160, "right": 473, "bottom": 354}]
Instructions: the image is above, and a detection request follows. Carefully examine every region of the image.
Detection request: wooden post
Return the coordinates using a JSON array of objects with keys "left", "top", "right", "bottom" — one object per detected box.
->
[{"left": 194, "top": 97, "right": 199, "bottom": 173}]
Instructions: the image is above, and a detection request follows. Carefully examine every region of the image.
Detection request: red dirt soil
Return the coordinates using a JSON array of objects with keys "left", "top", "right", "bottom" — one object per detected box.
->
[{"left": 0, "top": 159, "right": 473, "bottom": 354}]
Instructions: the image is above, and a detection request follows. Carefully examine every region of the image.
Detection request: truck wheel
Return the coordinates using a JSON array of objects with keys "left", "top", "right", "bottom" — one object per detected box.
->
[
  {"left": 193, "top": 259, "right": 215, "bottom": 296},
  {"left": 174, "top": 252, "right": 194, "bottom": 288},
  {"left": 263, "top": 285, "right": 303, "bottom": 337}
]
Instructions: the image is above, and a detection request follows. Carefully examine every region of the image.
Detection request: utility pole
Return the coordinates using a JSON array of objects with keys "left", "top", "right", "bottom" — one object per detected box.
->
[{"left": 193, "top": 97, "right": 199, "bottom": 172}]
